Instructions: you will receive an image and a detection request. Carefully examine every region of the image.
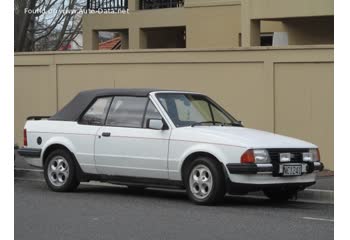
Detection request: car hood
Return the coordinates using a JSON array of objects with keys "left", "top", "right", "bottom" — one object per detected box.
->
[{"left": 173, "top": 126, "right": 317, "bottom": 149}]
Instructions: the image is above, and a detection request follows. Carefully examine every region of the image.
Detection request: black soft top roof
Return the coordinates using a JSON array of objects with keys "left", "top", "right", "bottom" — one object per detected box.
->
[{"left": 49, "top": 88, "right": 159, "bottom": 121}]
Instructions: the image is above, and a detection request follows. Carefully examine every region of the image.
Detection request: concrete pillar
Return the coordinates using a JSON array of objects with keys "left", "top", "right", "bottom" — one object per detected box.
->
[
  {"left": 120, "top": 30, "right": 129, "bottom": 49},
  {"left": 139, "top": 29, "right": 147, "bottom": 49},
  {"left": 242, "top": 19, "right": 261, "bottom": 47},
  {"left": 249, "top": 20, "right": 261, "bottom": 46},
  {"left": 241, "top": 0, "right": 261, "bottom": 47},
  {"left": 83, "top": 29, "right": 99, "bottom": 50},
  {"left": 129, "top": 27, "right": 139, "bottom": 49},
  {"left": 129, "top": 27, "right": 147, "bottom": 49},
  {"left": 128, "top": 0, "right": 138, "bottom": 11}
]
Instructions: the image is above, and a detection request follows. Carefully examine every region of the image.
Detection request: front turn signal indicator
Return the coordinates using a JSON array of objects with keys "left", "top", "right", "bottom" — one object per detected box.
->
[
  {"left": 23, "top": 128, "right": 27, "bottom": 146},
  {"left": 241, "top": 149, "right": 255, "bottom": 164}
]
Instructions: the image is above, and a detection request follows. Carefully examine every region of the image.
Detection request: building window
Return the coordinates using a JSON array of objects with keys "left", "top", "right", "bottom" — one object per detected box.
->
[
  {"left": 260, "top": 33, "right": 273, "bottom": 46},
  {"left": 98, "top": 30, "right": 129, "bottom": 50},
  {"left": 140, "top": 27, "right": 186, "bottom": 49}
]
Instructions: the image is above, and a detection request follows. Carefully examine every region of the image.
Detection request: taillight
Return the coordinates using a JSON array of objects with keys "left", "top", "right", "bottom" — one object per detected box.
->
[
  {"left": 241, "top": 149, "right": 255, "bottom": 164},
  {"left": 23, "top": 129, "right": 27, "bottom": 146}
]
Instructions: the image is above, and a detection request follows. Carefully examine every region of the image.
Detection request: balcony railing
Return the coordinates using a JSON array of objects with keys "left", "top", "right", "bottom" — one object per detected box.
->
[
  {"left": 140, "top": 0, "right": 184, "bottom": 10},
  {"left": 86, "top": 0, "right": 184, "bottom": 11},
  {"left": 86, "top": 0, "right": 129, "bottom": 11}
]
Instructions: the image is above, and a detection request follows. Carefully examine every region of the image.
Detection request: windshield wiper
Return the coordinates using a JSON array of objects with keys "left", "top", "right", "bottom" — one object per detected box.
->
[
  {"left": 191, "top": 121, "right": 243, "bottom": 127},
  {"left": 191, "top": 121, "right": 225, "bottom": 127},
  {"left": 223, "top": 122, "right": 243, "bottom": 127}
]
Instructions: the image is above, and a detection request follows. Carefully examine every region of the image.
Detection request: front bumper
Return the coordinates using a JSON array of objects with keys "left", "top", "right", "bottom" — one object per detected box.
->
[
  {"left": 225, "top": 162, "right": 323, "bottom": 194},
  {"left": 226, "top": 162, "right": 324, "bottom": 175}
]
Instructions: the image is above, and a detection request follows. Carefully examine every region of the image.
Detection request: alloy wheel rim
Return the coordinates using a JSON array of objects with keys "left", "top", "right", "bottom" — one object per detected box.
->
[
  {"left": 47, "top": 156, "right": 69, "bottom": 187},
  {"left": 189, "top": 164, "right": 213, "bottom": 199}
]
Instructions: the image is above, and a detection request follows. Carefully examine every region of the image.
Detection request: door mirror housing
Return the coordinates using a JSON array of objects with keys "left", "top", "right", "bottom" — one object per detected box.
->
[{"left": 147, "top": 119, "right": 166, "bottom": 130}]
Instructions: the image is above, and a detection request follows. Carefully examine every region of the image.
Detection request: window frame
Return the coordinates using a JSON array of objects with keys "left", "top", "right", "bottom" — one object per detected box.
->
[
  {"left": 142, "top": 99, "right": 166, "bottom": 129},
  {"left": 104, "top": 96, "right": 149, "bottom": 129},
  {"left": 78, "top": 94, "right": 172, "bottom": 129},
  {"left": 154, "top": 93, "right": 239, "bottom": 128},
  {"left": 78, "top": 96, "right": 113, "bottom": 126}
]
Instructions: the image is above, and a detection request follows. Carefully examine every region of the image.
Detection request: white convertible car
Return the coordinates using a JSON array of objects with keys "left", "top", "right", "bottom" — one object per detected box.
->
[{"left": 18, "top": 89, "right": 324, "bottom": 204}]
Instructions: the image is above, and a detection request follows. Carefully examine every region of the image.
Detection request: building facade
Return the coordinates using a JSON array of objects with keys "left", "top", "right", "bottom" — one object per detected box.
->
[{"left": 83, "top": 0, "right": 333, "bottom": 49}]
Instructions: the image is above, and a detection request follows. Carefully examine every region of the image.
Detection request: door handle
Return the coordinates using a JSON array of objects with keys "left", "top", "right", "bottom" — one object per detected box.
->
[{"left": 101, "top": 132, "right": 111, "bottom": 137}]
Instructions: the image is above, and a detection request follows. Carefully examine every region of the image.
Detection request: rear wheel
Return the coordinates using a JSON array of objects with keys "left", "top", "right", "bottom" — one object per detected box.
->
[
  {"left": 44, "top": 149, "right": 80, "bottom": 192},
  {"left": 263, "top": 188, "right": 298, "bottom": 202},
  {"left": 185, "top": 157, "right": 226, "bottom": 205}
]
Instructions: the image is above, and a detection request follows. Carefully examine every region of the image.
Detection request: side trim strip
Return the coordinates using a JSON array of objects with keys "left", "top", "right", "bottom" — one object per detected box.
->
[
  {"left": 79, "top": 172, "right": 184, "bottom": 189},
  {"left": 226, "top": 163, "right": 258, "bottom": 174},
  {"left": 226, "top": 163, "right": 273, "bottom": 174},
  {"left": 17, "top": 148, "right": 41, "bottom": 158}
]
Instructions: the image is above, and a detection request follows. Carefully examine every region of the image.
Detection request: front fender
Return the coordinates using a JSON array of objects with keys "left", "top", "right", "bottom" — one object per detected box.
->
[
  {"left": 180, "top": 144, "right": 228, "bottom": 165},
  {"left": 168, "top": 140, "right": 246, "bottom": 180}
]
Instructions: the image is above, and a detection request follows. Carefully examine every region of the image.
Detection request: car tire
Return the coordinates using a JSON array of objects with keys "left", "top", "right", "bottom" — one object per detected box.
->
[
  {"left": 44, "top": 149, "right": 80, "bottom": 192},
  {"left": 184, "top": 156, "right": 226, "bottom": 205},
  {"left": 263, "top": 188, "right": 298, "bottom": 202}
]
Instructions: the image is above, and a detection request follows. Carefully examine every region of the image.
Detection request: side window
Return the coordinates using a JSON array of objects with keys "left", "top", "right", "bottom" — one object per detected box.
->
[
  {"left": 80, "top": 97, "right": 112, "bottom": 125},
  {"left": 106, "top": 97, "right": 148, "bottom": 128},
  {"left": 143, "top": 101, "right": 162, "bottom": 128}
]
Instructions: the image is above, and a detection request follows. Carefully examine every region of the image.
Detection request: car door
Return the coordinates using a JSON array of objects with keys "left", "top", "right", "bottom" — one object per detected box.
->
[
  {"left": 94, "top": 96, "right": 171, "bottom": 179},
  {"left": 75, "top": 96, "right": 113, "bottom": 174}
]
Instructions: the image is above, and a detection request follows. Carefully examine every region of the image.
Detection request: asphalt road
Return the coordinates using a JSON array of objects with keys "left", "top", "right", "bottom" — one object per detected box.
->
[{"left": 15, "top": 179, "right": 333, "bottom": 240}]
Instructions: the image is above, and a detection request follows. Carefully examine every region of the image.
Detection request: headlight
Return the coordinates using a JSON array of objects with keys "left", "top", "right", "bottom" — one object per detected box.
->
[
  {"left": 253, "top": 149, "right": 271, "bottom": 163},
  {"left": 241, "top": 149, "right": 271, "bottom": 164},
  {"left": 280, "top": 153, "right": 291, "bottom": 162},
  {"left": 303, "top": 149, "right": 320, "bottom": 162}
]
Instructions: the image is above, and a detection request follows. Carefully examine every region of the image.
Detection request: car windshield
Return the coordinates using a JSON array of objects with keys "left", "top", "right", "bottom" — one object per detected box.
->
[{"left": 156, "top": 93, "right": 241, "bottom": 127}]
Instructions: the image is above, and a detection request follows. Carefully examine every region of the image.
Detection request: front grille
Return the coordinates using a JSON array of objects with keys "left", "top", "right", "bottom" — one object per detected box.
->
[{"left": 267, "top": 148, "right": 309, "bottom": 163}]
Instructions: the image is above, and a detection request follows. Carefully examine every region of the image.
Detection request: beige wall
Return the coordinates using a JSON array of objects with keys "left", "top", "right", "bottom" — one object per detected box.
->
[
  {"left": 83, "top": 0, "right": 333, "bottom": 49},
  {"left": 274, "top": 63, "right": 334, "bottom": 170},
  {"left": 83, "top": 0, "right": 288, "bottom": 50},
  {"left": 241, "top": 0, "right": 334, "bottom": 46},
  {"left": 284, "top": 17, "right": 334, "bottom": 45},
  {"left": 185, "top": 5, "right": 241, "bottom": 48},
  {"left": 83, "top": 3, "right": 243, "bottom": 50},
  {"left": 14, "top": 65, "right": 57, "bottom": 144},
  {"left": 248, "top": 0, "right": 334, "bottom": 19},
  {"left": 14, "top": 46, "right": 334, "bottom": 169}
]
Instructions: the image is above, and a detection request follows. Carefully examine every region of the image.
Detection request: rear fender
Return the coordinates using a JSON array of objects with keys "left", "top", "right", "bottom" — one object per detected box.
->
[{"left": 41, "top": 136, "right": 76, "bottom": 160}]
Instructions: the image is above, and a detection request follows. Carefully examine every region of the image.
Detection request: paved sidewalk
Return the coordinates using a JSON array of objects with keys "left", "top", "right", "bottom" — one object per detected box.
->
[{"left": 312, "top": 176, "right": 334, "bottom": 190}]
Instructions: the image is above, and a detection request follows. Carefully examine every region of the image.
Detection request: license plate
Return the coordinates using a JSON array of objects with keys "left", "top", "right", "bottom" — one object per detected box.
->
[{"left": 283, "top": 165, "right": 302, "bottom": 176}]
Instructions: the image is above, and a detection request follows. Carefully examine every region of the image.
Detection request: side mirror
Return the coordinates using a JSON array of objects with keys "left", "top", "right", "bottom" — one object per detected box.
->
[{"left": 148, "top": 119, "right": 165, "bottom": 130}]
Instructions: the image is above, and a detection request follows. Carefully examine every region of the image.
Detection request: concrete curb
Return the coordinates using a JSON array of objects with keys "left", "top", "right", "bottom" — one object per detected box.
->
[
  {"left": 14, "top": 168, "right": 333, "bottom": 204},
  {"left": 249, "top": 188, "right": 333, "bottom": 204},
  {"left": 295, "top": 188, "right": 334, "bottom": 204}
]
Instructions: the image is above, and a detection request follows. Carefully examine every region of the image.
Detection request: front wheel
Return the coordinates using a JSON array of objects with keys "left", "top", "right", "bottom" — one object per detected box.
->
[
  {"left": 185, "top": 157, "right": 226, "bottom": 205},
  {"left": 44, "top": 149, "right": 80, "bottom": 192}
]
